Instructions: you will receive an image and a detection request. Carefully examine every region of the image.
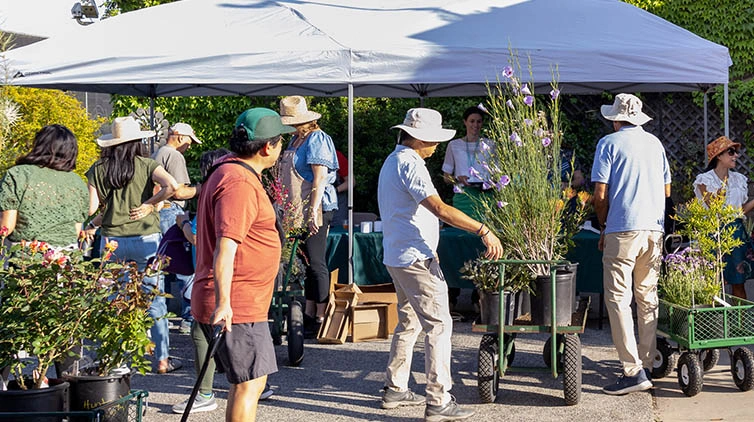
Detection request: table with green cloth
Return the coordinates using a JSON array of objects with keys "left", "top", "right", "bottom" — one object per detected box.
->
[
  {"left": 326, "top": 227, "right": 484, "bottom": 288},
  {"left": 325, "top": 227, "right": 605, "bottom": 296}
]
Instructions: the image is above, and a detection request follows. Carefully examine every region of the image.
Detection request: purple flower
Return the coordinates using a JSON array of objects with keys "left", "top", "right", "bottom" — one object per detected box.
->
[
  {"left": 541, "top": 137, "right": 552, "bottom": 147},
  {"left": 479, "top": 142, "right": 491, "bottom": 152},
  {"left": 502, "top": 66, "right": 514, "bottom": 78},
  {"left": 482, "top": 181, "right": 492, "bottom": 190},
  {"left": 510, "top": 132, "right": 522, "bottom": 146},
  {"left": 535, "top": 128, "right": 545, "bottom": 137},
  {"left": 506, "top": 99, "right": 515, "bottom": 109},
  {"left": 469, "top": 167, "right": 481, "bottom": 179},
  {"left": 497, "top": 200, "right": 507, "bottom": 208},
  {"left": 497, "top": 175, "right": 510, "bottom": 190},
  {"left": 550, "top": 88, "right": 560, "bottom": 100},
  {"left": 524, "top": 95, "right": 534, "bottom": 106},
  {"left": 477, "top": 103, "right": 488, "bottom": 113},
  {"left": 453, "top": 184, "right": 464, "bottom": 194},
  {"left": 520, "top": 83, "right": 532, "bottom": 96},
  {"left": 524, "top": 118, "right": 533, "bottom": 126}
]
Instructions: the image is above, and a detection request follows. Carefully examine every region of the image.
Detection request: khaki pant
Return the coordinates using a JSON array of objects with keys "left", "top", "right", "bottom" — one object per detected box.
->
[
  {"left": 603, "top": 231, "right": 663, "bottom": 377},
  {"left": 385, "top": 259, "right": 453, "bottom": 406}
]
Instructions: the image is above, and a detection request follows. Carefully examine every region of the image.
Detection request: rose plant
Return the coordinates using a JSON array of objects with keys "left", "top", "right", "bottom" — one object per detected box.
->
[{"left": 0, "top": 228, "right": 164, "bottom": 390}]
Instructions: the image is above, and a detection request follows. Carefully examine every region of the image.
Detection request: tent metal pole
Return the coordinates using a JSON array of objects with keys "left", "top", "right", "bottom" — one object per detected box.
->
[
  {"left": 702, "top": 91, "right": 709, "bottom": 167},
  {"left": 149, "top": 86, "right": 156, "bottom": 154},
  {"left": 348, "top": 84, "right": 354, "bottom": 285},
  {"left": 724, "top": 83, "right": 730, "bottom": 137}
]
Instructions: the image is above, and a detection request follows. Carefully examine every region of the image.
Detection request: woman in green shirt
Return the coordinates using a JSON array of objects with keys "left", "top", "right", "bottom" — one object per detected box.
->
[
  {"left": 85, "top": 116, "right": 181, "bottom": 374},
  {"left": 0, "top": 124, "right": 88, "bottom": 248}
]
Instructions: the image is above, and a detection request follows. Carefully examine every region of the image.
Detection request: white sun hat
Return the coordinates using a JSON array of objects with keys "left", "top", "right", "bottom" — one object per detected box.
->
[
  {"left": 391, "top": 108, "right": 456, "bottom": 142},
  {"left": 600, "top": 93, "right": 652, "bottom": 126}
]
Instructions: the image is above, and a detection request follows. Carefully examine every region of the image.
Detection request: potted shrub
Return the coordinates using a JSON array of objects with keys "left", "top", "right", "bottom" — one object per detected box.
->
[
  {"left": 0, "top": 228, "right": 164, "bottom": 417},
  {"left": 659, "top": 188, "right": 744, "bottom": 340},
  {"left": 469, "top": 59, "right": 590, "bottom": 325},
  {"left": 460, "top": 254, "right": 529, "bottom": 326}
]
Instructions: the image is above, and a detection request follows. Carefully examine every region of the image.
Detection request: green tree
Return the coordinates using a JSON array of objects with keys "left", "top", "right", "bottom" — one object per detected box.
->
[{"left": 2, "top": 86, "right": 104, "bottom": 179}]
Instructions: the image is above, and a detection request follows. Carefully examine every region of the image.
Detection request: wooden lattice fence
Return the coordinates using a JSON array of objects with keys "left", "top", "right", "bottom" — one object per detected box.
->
[{"left": 561, "top": 93, "right": 753, "bottom": 201}]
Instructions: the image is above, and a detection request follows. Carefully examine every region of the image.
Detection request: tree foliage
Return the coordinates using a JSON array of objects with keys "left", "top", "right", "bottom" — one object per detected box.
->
[
  {"left": 625, "top": 0, "right": 754, "bottom": 123},
  {"left": 2, "top": 86, "right": 104, "bottom": 179}
]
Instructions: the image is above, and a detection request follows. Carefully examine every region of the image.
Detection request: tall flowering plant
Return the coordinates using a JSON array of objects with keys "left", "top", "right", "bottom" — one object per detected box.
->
[
  {"left": 0, "top": 228, "right": 164, "bottom": 390},
  {"left": 473, "top": 59, "right": 590, "bottom": 285},
  {"left": 263, "top": 164, "right": 309, "bottom": 286}
]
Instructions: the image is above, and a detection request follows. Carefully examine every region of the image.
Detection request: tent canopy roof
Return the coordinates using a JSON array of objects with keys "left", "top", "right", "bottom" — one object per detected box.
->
[{"left": 5, "top": 0, "right": 732, "bottom": 97}]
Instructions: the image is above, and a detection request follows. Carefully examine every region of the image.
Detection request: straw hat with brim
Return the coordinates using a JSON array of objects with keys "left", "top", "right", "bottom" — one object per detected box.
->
[
  {"left": 97, "top": 116, "right": 156, "bottom": 148},
  {"left": 279, "top": 95, "right": 322, "bottom": 126},
  {"left": 600, "top": 93, "right": 652, "bottom": 126},
  {"left": 391, "top": 108, "right": 456, "bottom": 142},
  {"left": 707, "top": 136, "right": 741, "bottom": 161}
]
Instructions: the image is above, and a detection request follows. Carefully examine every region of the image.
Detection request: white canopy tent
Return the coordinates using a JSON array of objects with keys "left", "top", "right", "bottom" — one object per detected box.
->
[{"left": 4, "top": 0, "right": 732, "bottom": 282}]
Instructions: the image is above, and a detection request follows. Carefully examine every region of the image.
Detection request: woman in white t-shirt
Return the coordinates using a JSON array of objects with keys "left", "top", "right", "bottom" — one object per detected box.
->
[
  {"left": 442, "top": 106, "right": 494, "bottom": 220},
  {"left": 693, "top": 136, "right": 754, "bottom": 299}
]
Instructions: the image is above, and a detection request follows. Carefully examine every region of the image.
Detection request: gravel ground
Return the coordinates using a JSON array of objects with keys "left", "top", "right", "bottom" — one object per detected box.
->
[{"left": 132, "top": 308, "right": 656, "bottom": 422}]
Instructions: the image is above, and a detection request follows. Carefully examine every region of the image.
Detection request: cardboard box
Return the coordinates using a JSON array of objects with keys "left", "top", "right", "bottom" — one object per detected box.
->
[
  {"left": 333, "top": 283, "right": 398, "bottom": 342},
  {"left": 337, "top": 283, "right": 398, "bottom": 334},
  {"left": 317, "top": 299, "right": 350, "bottom": 344},
  {"left": 318, "top": 283, "right": 362, "bottom": 343},
  {"left": 350, "top": 303, "right": 390, "bottom": 342}
]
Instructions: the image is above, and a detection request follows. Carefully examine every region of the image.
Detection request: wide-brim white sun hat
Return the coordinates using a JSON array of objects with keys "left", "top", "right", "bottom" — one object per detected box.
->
[
  {"left": 600, "top": 93, "right": 652, "bottom": 126},
  {"left": 97, "top": 116, "right": 156, "bottom": 147},
  {"left": 391, "top": 108, "right": 456, "bottom": 142}
]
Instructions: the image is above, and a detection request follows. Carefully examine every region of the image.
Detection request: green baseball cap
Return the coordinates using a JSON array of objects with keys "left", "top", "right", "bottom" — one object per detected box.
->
[{"left": 235, "top": 108, "right": 295, "bottom": 140}]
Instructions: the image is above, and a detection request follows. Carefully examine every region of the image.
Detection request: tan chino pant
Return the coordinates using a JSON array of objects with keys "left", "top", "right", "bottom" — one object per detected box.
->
[
  {"left": 602, "top": 231, "right": 663, "bottom": 377},
  {"left": 385, "top": 259, "right": 453, "bottom": 406}
]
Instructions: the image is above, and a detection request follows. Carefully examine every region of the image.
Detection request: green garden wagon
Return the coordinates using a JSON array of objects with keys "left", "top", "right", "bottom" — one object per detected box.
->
[
  {"left": 654, "top": 295, "right": 754, "bottom": 396},
  {"left": 472, "top": 259, "right": 589, "bottom": 405}
]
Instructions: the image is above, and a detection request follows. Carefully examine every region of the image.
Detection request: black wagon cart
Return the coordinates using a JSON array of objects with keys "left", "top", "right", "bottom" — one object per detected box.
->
[{"left": 473, "top": 259, "right": 590, "bottom": 405}]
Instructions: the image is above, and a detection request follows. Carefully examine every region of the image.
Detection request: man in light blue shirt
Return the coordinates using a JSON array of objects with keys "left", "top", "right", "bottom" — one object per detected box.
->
[
  {"left": 377, "top": 108, "right": 502, "bottom": 422},
  {"left": 591, "top": 94, "right": 671, "bottom": 396}
]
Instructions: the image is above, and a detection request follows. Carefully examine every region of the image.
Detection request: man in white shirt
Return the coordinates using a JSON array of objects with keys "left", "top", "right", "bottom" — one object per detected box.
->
[{"left": 377, "top": 108, "right": 503, "bottom": 422}]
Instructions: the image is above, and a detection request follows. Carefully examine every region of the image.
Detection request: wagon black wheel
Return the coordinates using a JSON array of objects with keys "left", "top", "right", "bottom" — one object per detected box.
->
[
  {"left": 678, "top": 352, "right": 703, "bottom": 397},
  {"left": 652, "top": 337, "right": 676, "bottom": 379},
  {"left": 562, "top": 334, "right": 581, "bottom": 406},
  {"left": 478, "top": 334, "right": 500, "bottom": 403},
  {"left": 287, "top": 300, "right": 304, "bottom": 366},
  {"left": 731, "top": 347, "right": 754, "bottom": 391},
  {"left": 700, "top": 348, "right": 720, "bottom": 372},
  {"left": 543, "top": 334, "right": 564, "bottom": 370}
]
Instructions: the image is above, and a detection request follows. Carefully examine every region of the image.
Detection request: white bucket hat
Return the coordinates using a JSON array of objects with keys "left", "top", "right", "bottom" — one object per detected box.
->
[
  {"left": 170, "top": 122, "right": 202, "bottom": 144},
  {"left": 279, "top": 96, "right": 322, "bottom": 126},
  {"left": 600, "top": 93, "right": 652, "bottom": 126},
  {"left": 97, "top": 116, "right": 156, "bottom": 147},
  {"left": 391, "top": 108, "right": 456, "bottom": 142}
]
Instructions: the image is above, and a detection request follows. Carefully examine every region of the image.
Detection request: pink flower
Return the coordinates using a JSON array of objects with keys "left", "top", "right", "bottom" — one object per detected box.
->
[
  {"left": 502, "top": 66, "right": 514, "bottom": 78},
  {"left": 0, "top": 226, "right": 8, "bottom": 237}
]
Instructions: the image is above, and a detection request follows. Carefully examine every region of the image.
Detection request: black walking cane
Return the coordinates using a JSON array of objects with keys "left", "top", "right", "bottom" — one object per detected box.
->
[{"left": 181, "top": 325, "right": 224, "bottom": 422}]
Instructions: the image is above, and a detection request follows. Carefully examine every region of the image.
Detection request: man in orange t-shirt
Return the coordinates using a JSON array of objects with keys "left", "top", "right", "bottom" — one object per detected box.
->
[{"left": 192, "top": 108, "right": 294, "bottom": 421}]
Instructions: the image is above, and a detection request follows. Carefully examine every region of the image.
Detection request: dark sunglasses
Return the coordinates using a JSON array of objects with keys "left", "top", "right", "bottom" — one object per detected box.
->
[{"left": 726, "top": 147, "right": 740, "bottom": 156}]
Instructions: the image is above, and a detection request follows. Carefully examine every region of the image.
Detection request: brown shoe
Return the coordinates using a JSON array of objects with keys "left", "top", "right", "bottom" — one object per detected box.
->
[{"left": 156, "top": 357, "right": 183, "bottom": 374}]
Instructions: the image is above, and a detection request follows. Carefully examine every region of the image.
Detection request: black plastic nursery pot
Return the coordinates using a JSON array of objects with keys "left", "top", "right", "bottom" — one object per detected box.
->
[
  {"left": 65, "top": 372, "right": 130, "bottom": 422},
  {"left": 0, "top": 378, "right": 70, "bottom": 422},
  {"left": 530, "top": 263, "right": 577, "bottom": 326}
]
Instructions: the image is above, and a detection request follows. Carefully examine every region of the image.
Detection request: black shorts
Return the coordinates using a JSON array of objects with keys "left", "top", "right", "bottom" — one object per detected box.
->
[{"left": 200, "top": 321, "right": 278, "bottom": 384}]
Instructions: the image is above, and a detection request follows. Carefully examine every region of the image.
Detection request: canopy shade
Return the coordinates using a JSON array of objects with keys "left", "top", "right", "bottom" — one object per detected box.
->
[{"left": 5, "top": 0, "right": 731, "bottom": 97}]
